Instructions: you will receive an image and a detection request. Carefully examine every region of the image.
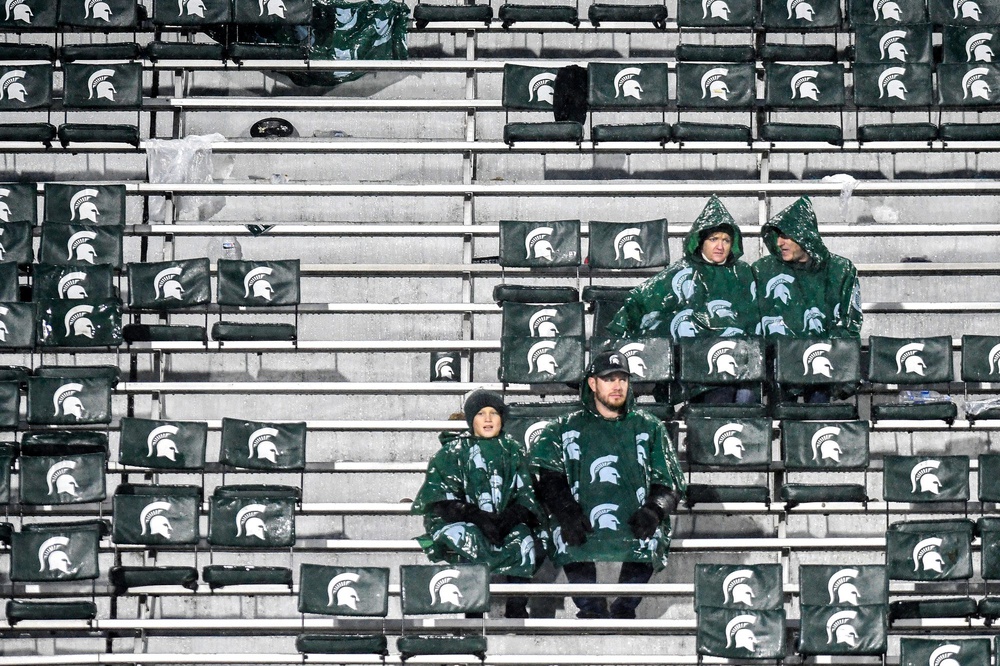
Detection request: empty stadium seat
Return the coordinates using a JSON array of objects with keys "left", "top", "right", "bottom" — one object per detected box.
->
[
  {"left": 497, "top": 3, "right": 579, "bottom": 28},
  {"left": 853, "top": 23, "right": 933, "bottom": 64},
  {"left": 296, "top": 563, "right": 390, "bottom": 657},
  {"left": 587, "top": 219, "right": 670, "bottom": 269},
  {"left": 886, "top": 519, "right": 974, "bottom": 581},
  {"left": 867, "top": 335, "right": 957, "bottom": 423},
  {"left": 798, "top": 564, "right": 888, "bottom": 657},
  {"left": 219, "top": 417, "right": 307, "bottom": 471},
  {"left": 678, "top": 336, "right": 766, "bottom": 416},
  {"left": 208, "top": 484, "right": 300, "bottom": 549},
  {"left": 59, "top": 61, "right": 142, "bottom": 147},
  {"left": 582, "top": 285, "right": 632, "bottom": 334},
  {"left": 588, "top": 3, "right": 668, "bottom": 28},
  {"left": 18, "top": 433, "right": 108, "bottom": 505},
  {"left": 684, "top": 413, "right": 772, "bottom": 505},
  {"left": 854, "top": 63, "right": 937, "bottom": 142},
  {"left": 0, "top": 61, "right": 55, "bottom": 145},
  {"left": 203, "top": 565, "right": 293, "bottom": 588},
  {"left": 11, "top": 520, "right": 105, "bottom": 582},
  {"left": 498, "top": 219, "right": 582, "bottom": 268},
  {"left": 397, "top": 564, "right": 489, "bottom": 662},
  {"left": 108, "top": 566, "right": 200, "bottom": 595},
  {"left": 112, "top": 483, "right": 202, "bottom": 546},
  {"left": 495, "top": 284, "right": 585, "bottom": 385},
  {"left": 882, "top": 455, "right": 970, "bottom": 503},
  {"left": 771, "top": 337, "right": 861, "bottom": 420},
  {"left": 214, "top": 259, "right": 300, "bottom": 341},
  {"left": 502, "top": 63, "right": 584, "bottom": 145},
  {"left": 118, "top": 417, "right": 209, "bottom": 470},
  {"left": 761, "top": 62, "right": 846, "bottom": 145},
  {"left": 695, "top": 563, "right": 786, "bottom": 659},
  {"left": 762, "top": 0, "right": 841, "bottom": 28},
  {"left": 33, "top": 263, "right": 115, "bottom": 301},
  {"left": 899, "top": 638, "right": 991, "bottom": 665},
  {"left": 587, "top": 62, "right": 670, "bottom": 145},
  {"left": 26, "top": 370, "right": 114, "bottom": 425},
  {"left": 412, "top": 3, "right": 493, "bottom": 29},
  {"left": 674, "top": 62, "right": 754, "bottom": 142},
  {"left": 779, "top": 419, "right": 870, "bottom": 507}
]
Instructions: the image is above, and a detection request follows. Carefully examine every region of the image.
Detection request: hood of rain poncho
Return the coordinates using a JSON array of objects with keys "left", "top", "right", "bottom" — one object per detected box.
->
[
  {"left": 683, "top": 195, "right": 744, "bottom": 266},
  {"left": 761, "top": 196, "right": 830, "bottom": 269},
  {"left": 580, "top": 372, "right": 637, "bottom": 419}
]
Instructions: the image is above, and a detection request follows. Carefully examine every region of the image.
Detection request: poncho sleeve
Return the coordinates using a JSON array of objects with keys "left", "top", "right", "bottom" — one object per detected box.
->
[
  {"left": 606, "top": 266, "right": 684, "bottom": 338},
  {"left": 646, "top": 417, "right": 686, "bottom": 496},
  {"left": 528, "top": 419, "right": 567, "bottom": 476},
  {"left": 829, "top": 258, "right": 863, "bottom": 338},
  {"left": 411, "top": 444, "right": 465, "bottom": 515}
]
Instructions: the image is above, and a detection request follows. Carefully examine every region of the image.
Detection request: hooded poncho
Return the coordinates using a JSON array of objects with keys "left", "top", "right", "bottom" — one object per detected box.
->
[
  {"left": 752, "top": 197, "right": 862, "bottom": 338},
  {"left": 529, "top": 380, "right": 686, "bottom": 570}
]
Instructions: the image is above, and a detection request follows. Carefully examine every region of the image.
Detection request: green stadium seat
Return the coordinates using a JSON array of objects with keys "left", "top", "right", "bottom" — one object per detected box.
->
[
  {"left": 33, "top": 364, "right": 120, "bottom": 383},
  {"left": 215, "top": 259, "right": 300, "bottom": 341},
  {"left": 499, "top": 219, "right": 582, "bottom": 268},
  {"left": 677, "top": 0, "right": 755, "bottom": 26},
  {"left": 502, "top": 121, "right": 584, "bottom": 144},
  {"left": 762, "top": 0, "right": 841, "bottom": 28},
  {"left": 679, "top": 337, "right": 766, "bottom": 387},
  {"left": 118, "top": 417, "right": 208, "bottom": 470},
  {"left": 397, "top": 564, "right": 489, "bottom": 662},
  {"left": 694, "top": 563, "right": 785, "bottom": 659},
  {"left": 850, "top": 0, "right": 927, "bottom": 25},
  {"left": 853, "top": 23, "right": 933, "bottom": 63},
  {"left": 588, "top": 4, "right": 668, "bottom": 28},
  {"left": 11, "top": 520, "right": 104, "bottom": 582},
  {"left": 779, "top": 419, "right": 870, "bottom": 507},
  {"left": 220, "top": 417, "right": 307, "bottom": 471},
  {"left": 676, "top": 45, "right": 755, "bottom": 62},
  {"left": 0, "top": 44, "right": 52, "bottom": 59},
  {"left": 674, "top": 62, "right": 754, "bottom": 143},
  {"left": 685, "top": 414, "right": 771, "bottom": 505},
  {"left": 867, "top": 335, "right": 957, "bottom": 423},
  {"left": 587, "top": 62, "right": 669, "bottom": 144},
  {"left": 504, "top": 401, "right": 580, "bottom": 449},
  {"left": 587, "top": 219, "right": 670, "bottom": 269},
  {"left": 591, "top": 337, "right": 674, "bottom": 382},
  {"left": 59, "top": 0, "right": 137, "bottom": 27},
  {"left": 497, "top": 4, "right": 579, "bottom": 27},
  {"left": 33, "top": 263, "right": 115, "bottom": 302},
  {"left": 854, "top": 63, "right": 936, "bottom": 143},
  {"left": 0, "top": 262, "right": 16, "bottom": 301},
  {"left": 59, "top": 43, "right": 143, "bottom": 62},
  {"left": 929, "top": 0, "right": 1000, "bottom": 25},
  {"left": 146, "top": 42, "right": 227, "bottom": 61},
  {"left": 0, "top": 302, "right": 36, "bottom": 349},
  {"left": 6, "top": 600, "right": 97, "bottom": 624},
  {"left": 39, "top": 224, "right": 124, "bottom": 267},
  {"left": 35, "top": 297, "right": 123, "bottom": 348},
  {"left": 939, "top": 122, "right": 1000, "bottom": 140},
  {"left": 887, "top": 519, "right": 974, "bottom": 581},
  {"left": 494, "top": 285, "right": 579, "bottom": 304},
  {"left": 112, "top": 484, "right": 202, "bottom": 546},
  {"left": 0, "top": 182, "right": 37, "bottom": 226},
  {"left": 204, "top": 565, "right": 294, "bottom": 589},
  {"left": 296, "top": 564, "right": 389, "bottom": 657},
  {"left": 43, "top": 183, "right": 126, "bottom": 226},
  {"left": 0, "top": 62, "right": 54, "bottom": 145},
  {"left": 581, "top": 285, "right": 631, "bottom": 334},
  {"left": 889, "top": 597, "right": 977, "bottom": 621},
  {"left": 771, "top": 338, "right": 860, "bottom": 419},
  {"left": 883, "top": 455, "right": 970, "bottom": 503},
  {"left": 798, "top": 564, "right": 887, "bottom": 657},
  {"left": 18, "top": 437, "right": 108, "bottom": 505},
  {"left": 0, "top": 0, "right": 56, "bottom": 28},
  {"left": 696, "top": 563, "right": 783, "bottom": 610},
  {"left": 0, "top": 442, "right": 13, "bottom": 497},
  {"left": 153, "top": 0, "right": 233, "bottom": 25},
  {"left": 208, "top": 485, "right": 300, "bottom": 549},
  {"left": 502, "top": 64, "right": 584, "bottom": 145},
  {"left": 758, "top": 44, "right": 839, "bottom": 61},
  {"left": 59, "top": 62, "right": 141, "bottom": 147},
  {"left": 500, "top": 301, "right": 585, "bottom": 339},
  {"left": 109, "top": 566, "right": 200, "bottom": 594},
  {"left": 0, "top": 221, "right": 33, "bottom": 266},
  {"left": 412, "top": 3, "right": 493, "bottom": 28},
  {"left": 497, "top": 285, "right": 585, "bottom": 385},
  {"left": 941, "top": 24, "right": 1000, "bottom": 62},
  {"left": 26, "top": 373, "right": 113, "bottom": 425},
  {"left": 900, "top": 639, "right": 990, "bottom": 664},
  {"left": 979, "top": 454, "right": 1000, "bottom": 501},
  {"left": 226, "top": 43, "right": 307, "bottom": 62},
  {"left": 0, "top": 122, "right": 56, "bottom": 145},
  {"left": 123, "top": 324, "right": 208, "bottom": 343},
  {"left": 761, "top": 63, "right": 846, "bottom": 146}
]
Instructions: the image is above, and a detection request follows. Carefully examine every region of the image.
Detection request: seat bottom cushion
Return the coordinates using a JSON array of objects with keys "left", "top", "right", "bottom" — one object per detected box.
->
[
  {"left": 297, "top": 634, "right": 388, "bottom": 655},
  {"left": 673, "top": 122, "right": 752, "bottom": 143},
  {"left": 397, "top": 635, "right": 488, "bottom": 659},
  {"left": 503, "top": 122, "right": 583, "bottom": 144},
  {"left": 686, "top": 484, "right": 770, "bottom": 506}
]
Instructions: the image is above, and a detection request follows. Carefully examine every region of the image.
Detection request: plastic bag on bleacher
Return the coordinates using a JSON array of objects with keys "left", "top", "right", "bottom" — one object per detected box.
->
[{"left": 146, "top": 134, "right": 228, "bottom": 222}]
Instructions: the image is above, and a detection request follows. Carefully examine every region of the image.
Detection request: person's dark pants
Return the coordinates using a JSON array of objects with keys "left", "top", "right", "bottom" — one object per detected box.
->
[
  {"left": 504, "top": 575, "right": 530, "bottom": 618},
  {"left": 563, "top": 561, "right": 654, "bottom": 619}
]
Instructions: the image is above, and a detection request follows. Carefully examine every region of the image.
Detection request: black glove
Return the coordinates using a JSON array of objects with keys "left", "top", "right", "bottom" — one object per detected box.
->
[
  {"left": 430, "top": 500, "right": 504, "bottom": 546},
  {"left": 627, "top": 506, "right": 661, "bottom": 540},
  {"left": 535, "top": 470, "right": 593, "bottom": 547},
  {"left": 496, "top": 503, "right": 539, "bottom": 538}
]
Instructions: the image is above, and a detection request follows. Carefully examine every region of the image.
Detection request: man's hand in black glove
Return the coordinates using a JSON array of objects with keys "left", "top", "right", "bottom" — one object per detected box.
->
[
  {"left": 627, "top": 506, "right": 661, "bottom": 540},
  {"left": 535, "top": 469, "right": 593, "bottom": 547},
  {"left": 560, "top": 510, "right": 593, "bottom": 546},
  {"left": 496, "top": 503, "right": 539, "bottom": 538}
]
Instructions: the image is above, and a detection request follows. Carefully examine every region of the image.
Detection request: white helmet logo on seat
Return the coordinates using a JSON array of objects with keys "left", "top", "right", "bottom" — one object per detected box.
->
[
  {"left": 963, "top": 67, "right": 993, "bottom": 100},
  {"left": 701, "top": 68, "right": 731, "bottom": 100},
  {"left": 140, "top": 501, "right": 175, "bottom": 539},
  {"left": 613, "top": 227, "right": 644, "bottom": 262},
  {"left": 791, "top": 70, "right": 820, "bottom": 100},
  {"left": 911, "top": 459, "right": 943, "bottom": 494},
  {"left": 70, "top": 189, "right": 101, "bottom": 223},
  {"left": 614, "top": 67, "right": 644, "bottom": 100},
  {"left": 38, "top": 536, "right": 77, "bottom": 575},
  {"left": 827, "top": 568, "right": 861, "bottom": 605},
  {"left": 802, "top": 342, "right": 833, "bottom": 377},
  {"left": 327, "top": 572, "right": 361, "bottom": 609},
  {"left": 913, "top": 537, "right": 945, "bottom": 572},
  {"left": 811, "top": 426, "right": 843, "bottom": 462},
  {"left": 429, "top": 568, "right": 464, "bottom": 606},
  {"left": 723, "top": 569, "right": 756, "bottom": 606},
  {"left": 878, "top": 66, "right": 909, "bottom": 100},
  {"left": 154, "top": 266, "right": 185, "bottom": 301},
  {"left": 725, "top": 614, "right": 759, "bottom": 652},
  {"left": 880, "top": 30, "right": 909, "bottom": 61},
  {"left": 148, "top": 424, "right": 180, "bottom": 460},
  {"left": 895, "top": 341, "right": 927, "bottom": 375},
  {"left": 244, "top": 267, "right": 275, "bottom": 301},
  {"left": 67, "top": 230, "right": 98, "bottom": 264},
  {"left": 707, "top": 340, "right": 739, "bottom": 376},
  {"left": 85, "top": 0, "right": 114, "bottom": 21},
  {"left": 0, "top": 69, "right": 27, "bottom": 103},
  {"left": 527, "top": 340, "right": 559, "bottom": 375},
  {"left": 53, "top": 382, "right": 85, "bottom": 419},
  {"left": 47, "top": 460, "right": 80, "bottom": 497},
  {"left": 527, "top": 73, "right": 556, "bottom": 105},
  {"left": 65, "top": 304, "right": 96, "bottom": 338},
  {"left": 5, "top": 0, "right": 33, "bottom": 23},
  {"left": 249, "top": 427, "right": 281, "bottom": 464},
  {"left": 525, "top": 226, "right": 554, "bottom": 261},
  {"left": 236, "top": 504, "right": 268, "bottom": 540},
  {"left": 714, "top": 423, "right": 745, "bottom": 459},
  {"left": 58, "top": 272, "right": 89, "bottom": 300},
  {"left": 826, "top": 609, "right": 859, "bottom": 646},
  {"left": 87, "top": 69, "right": 117, "bottom": 101}
]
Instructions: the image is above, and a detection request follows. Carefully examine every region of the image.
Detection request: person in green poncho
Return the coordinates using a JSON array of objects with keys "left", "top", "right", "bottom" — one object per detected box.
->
[
  {"left": 530, "top": 351, "right": 686, "bottom": 619},
  {"left": 411, "top": 389, "right": 546, "bottom": 618},
  {"left": 606, "top": 195, "right": 760, "bottom": 403}
]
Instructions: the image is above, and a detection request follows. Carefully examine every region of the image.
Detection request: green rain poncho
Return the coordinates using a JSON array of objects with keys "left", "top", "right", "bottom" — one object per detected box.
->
[
  {"left": 412, "top": 430, "right": 546, "bottom": 578},
  {"left": 529, "top": 382, "right": 686, "bottom": 570},
  {"left": 752, "top": 197, "right": 862, "bottom": 338},
  {"left": 607, "top": 196, "right": 759, "bottom": 341}
]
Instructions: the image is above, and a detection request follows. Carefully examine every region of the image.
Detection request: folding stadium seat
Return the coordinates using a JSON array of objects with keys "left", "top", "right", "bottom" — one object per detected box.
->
[
  {"left": 0, "top": 261, "right": 17, "bottom": 301},
  {"left": 760, "top": 62, "right": 846, "bottom": 145},
  {"left": 867, "top": 335, "right": 958, "bottom": 424},
  {"left": 0, "top": 182, "right": 37, "bottom": 265},
  {"left": 397, "top": 564, "right": 489, "bottom": 663},
  {"left": 33, "top": 263, "right": 115, "bottom": 303},
  {"left": 148, "top": 0, "right": 230, "bottom": 61},
  {"left": 779, "top": 419, "right": 870, "bottom": 507},
  {"left": 502, "top": 63, "right": 584, "bottom": 145},
  {"left": 900, "top": 638, "right": 991, "bottom": 665},
  {"left": 214, "top": 259, "right": 300, "bottom": 341},
  {"left": 961, "top": 334, "right": 1000, "bottom": 421},
  {"left": 202, "top": 564, "right": 293, "bottom": 589},
  {"left": 849, "top": 0, "right": 928, "bottom": 25},
  {"left": 412, "top": 2, "right": 492, "bottom": 29},
  {"left": 762, "top": 0, "right": 842, "bottom": 29},
  {"left": 586, "top": 62, "right": 671, "bottom": 145},
  {"left": 694, "top": 563, "right": 786, "bottom": 659},
  {"left": 853, "top": 62, "right": 937, "bottom": 142},
  {"left": 853, "top": 22, "right": 933, "bottom": 65},
  {"left": 228, "top": 0, "right": 312, "bottom": 61},
  {"left": 118, "top": 416, "right": 209, "bottom": 470},
  {"left": 125, "top": 257, "right": 211, "bottom": 343},
  {"left": 495, "top": 284, "right": 585, "bottom": 385},
  {"left": 504, "top": 401, "right": 581, "bottom": 449},
  {"left": 677, "top": 0, "right": 755, "bottom": 26},
  {"left": 929, "top": 0, "right": 1000, "bottom": 25},
  {"left": 499, "top": 218, "right": 582, "bottom": 269},
  {"left": 684, "top": 411, "right": 772, "bottom": 505},
  {"left": 937, "top": 59, "right": 1000, "bottom": 140},
  {"left": 770, "top": 337, "right": 861, "bottom": 420},
  {"left": 26, "top": 367, "right": 114, "bottom": 425},
  {"left": 0, "top": 443, "right": 13, "bottom": 497},
  {"left": 974, "top": 515, "right": 1000, "bottom": 622},
  {"left": 678, "top": 336, "right": 767, "bottom": 417},
  {"left": 18, "top": 430, "right": 108, "bottom": 505},
  {"left": 0, "top": 60, "right": 55, "bottom": 145},
  {"left": 497, "top": 2, "right": 579, "bottom": 28},
  {"left": 219, "top": 417, "right": 307, "bottom": 472},
  {"left": 797, "top": 564, "right": 888, "bottom": 657},
  {"left": 38, "top": 183, "right": 125, "bottom": 268},
  {"left": 587, "top": 219, "right": 670, "bottom": 270},
  {"left": 673, "top": 61, "right": 755, "bottom": 142},
  {"left": 587, "top": 2, "right": 669, "bottom": 28},
  {"left": 35, "top": 295, "right": 123, "bottom": 348},
  {"left": 582, "top": 285, "right": 631, "bottom": 335},
  {"left": 296, "top": 563, "right": 390, "bottom": 658},
  {"left": 208, "top": 484, "right": 300, "bottom": 549},
  {"left": 58, "top": 0, "right": 138, "bottom": 29},
  {"left": 58, "top": 60, "right": 142, "bottom": 147},
  {"left": 883, "top": 455, "right": 970, "bottom": 505}
]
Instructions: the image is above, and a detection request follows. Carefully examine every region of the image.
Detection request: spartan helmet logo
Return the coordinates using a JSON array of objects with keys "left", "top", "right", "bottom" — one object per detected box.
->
[
  {"left": 525, "top": 226, "right": 554, "bottom": 261},
  {"left": 589, "top": 455, "right": 620, "bottom": 484},
  {"left": 259, "top": 0, "right": 286, "bottom": 17},
  {"left": 714, "top": 423, "right": 745, "bottom": 459},
  {"left": 878, "top": 67, "right": 909, "bottom": 99},
  {"left": 335, "top": 6, "right": 358, "bottom": 29},
  {"left": 523, "top": 421, "right": 550, "bottom": 447},
  {"left": 58, "top": 272, "right": 89, "bottom": 300},
  {"left": 701, "top": 68, "right": 731, "bottom": 100},
  {"left": 828, "top": 568, "right": 861, "bottom": 605},
  {"left": 520, "top": 534, "right": 537, "bottom": 566},
  {"left": 811, "top": 426, "right": 843, "bottom": 462},
  {"left": 0, "top": 305, "right": 9, "bottom": 342},
  {"left": 562, "top": 430, "right": 581, "bottom": 460},
  {"left": 529, "top": 308, "right": 560, "bottom": 337},
  {"left": 967, "top": 33, "right": 995, "bottom": 61},
  {"left": 636, "top": 433, "right": 649, "bottom": 468},
  {"left": 873, "top": 0, "right": 902, "bottom": 19},
  {"left": 65, "top": 304, "right": 96, "bottom": 338},
  {"left": 703, "top": 0, "right": 731, "bottom": 19},
  {"left": 429, "top": 569, "right": 464, "bottom": 606},
  {"left": 955, "top": 0, "right": 982, "bottom": 20},
  {"left": 620, "top": 342, "right": 647, "bottom": 378},
  {"left": 5, "top": 0, "right": 33, "bottom": 23},
  {"left": 38, "top": 536, "right": 77, "bottom": 575},
  {"left": 895, "top": 342, "right": 927, "bottom": 375},
  {"left": 179, "top": 0, "right": 206, "bottom": 17},
  {"left": 826, "top": 610, "right": 859, "bottom": 646},
  {"left": 436, "top": 523, "right": 468, "bottom": 551},
  {"left": 788, "top": 0, "right": 815, "bottom": 20},
  {"left": 725, "top": 614, "right": 759, "bottom": 652},
  {"left": 528, "top": 72, "right": 556, "bottom": 105},
  {"left": 0, "top": 188, "right": 10, "bottom": 222},
  {"left": 913, "top": 537, "right": 945, "bottom": 572},
  {"left": 723, "top": 569, "right": 756, "bottom": 606},
  {"left": 613, "top": 227, "right": 644, "bottom": 262},
  {"left": 963, "top": 67, "right": 993, "bottom": 99},
  {"left": 244, "top": 267, "right": 275, "bottom": 301},
  {"left": 373, "top": 17, "right": 391, "bottom": 46},
  {"left": 236, "top": 504, "right": 268, "bottom": 540},
  {"left": 154, "top": 266, "right": 185, "bottom": 301},
  {"left": 614, "top": 67, "right": 644, "bottom": 100},
  {"left": 765, "top": 274, "right": 794, "bottom": 304},
  {"left": 327, "top": 572, "right": 361, "bottom": 609},
  {"left": 87, "top": 69, "right": 117, "bottom": 101},
  {"left": 988, "top": 343, "right": 1000, "bottom": 374},
  {"left": 47, "top": 460, "right": 80, "bottom": 497},
  {"left": 70, "top": 189, "right": 101, "bottom": 223},
  {"left": 707, "top": 340, "right": 739, "bottom": 376},
  {"left": 911, "top": 459, "right": 943, "bottom": 494},
  {"left": 147, "top": 424, "right": 180, "bottom": 460},
  {"left": 803, "top": 342, "right": 833, "bottom": 377},
  {"left": 434, "top": 357, "right": 455, "bottom": 379},
  {"left": 791, "top": 70, "right": 821, "bottom": 100},
  {"left": 672, "top": 267, "right": 696, "bottom": 300},
  {"left": 53, "top": 382, "right": 85, "bottom": 420},
  {"left": 880, "top": 30, "right": 909, "bottom": 61},
  {"left": 802, "top": 308, "right": 826, "bottom": 334},
  {"left": 469, "top": 444, "right": 487, "bottom": 471},
  {"left": 930, "top": 644, "right": 963, "bottom": 666},
  {"left": 590, "top": 503, "right": 620, "bottom": 530},
  {"left": 67, "top": 230, "right": 98, "bottom": 264},
  {"left": 0, "top": 69, "right": 27, "bottom": 103},
  {"left": 249, "top": 427, "right": 280, "bottom": 464},
  {"left": 706, "top": 300, "right": 736, "bottom": 321},
  {"left": 527, "top": 340, "right": 559, "bottom": 375},
  {"left": 140, "top": 501, "right": 174, "bottom": 539},
  {"left": 85, "top": 0, "right": 113, "bottom": 21}
]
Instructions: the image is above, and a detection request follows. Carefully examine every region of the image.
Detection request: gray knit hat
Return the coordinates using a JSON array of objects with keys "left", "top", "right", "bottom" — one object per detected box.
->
[{"left": 463, "top": 389, "right": 506, "bottom": 429}]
